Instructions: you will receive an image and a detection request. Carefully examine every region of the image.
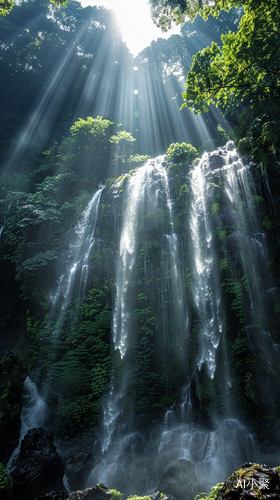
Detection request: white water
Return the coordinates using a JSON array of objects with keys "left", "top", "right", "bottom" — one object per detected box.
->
[
  {"left": 189, "top": 155, "right": 224, "bottom": 378},
  {"left": 88, "top": 156, "right": 188, "bottom": 489},
  {"left": 6, "top": 376, "right": 49, "bottom": 472},
  {"left": 9, "top": 144, "right": 275, "bottom": 496},
  {"left": 113, "top": 156, "right": 186, "bottom": 359},
  {"left": 87, "top": 143, "right": 277, "bottom": 496},
  {"left": 113, "top": 158, "right": 164, "bottom": 357},
  {"left": 48, "top": 185, "right": 104, "bottom": 333}
]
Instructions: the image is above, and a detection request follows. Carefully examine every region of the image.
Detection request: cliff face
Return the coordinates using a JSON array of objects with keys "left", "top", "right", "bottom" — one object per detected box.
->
[{"left": 0, "top": 143, "right": 280, "bottom": 495}]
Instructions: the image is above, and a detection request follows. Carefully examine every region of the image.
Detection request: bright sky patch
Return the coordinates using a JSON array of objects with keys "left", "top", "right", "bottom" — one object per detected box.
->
[{"left": 80, "top": 0, "right": 181, "bottom": 56}]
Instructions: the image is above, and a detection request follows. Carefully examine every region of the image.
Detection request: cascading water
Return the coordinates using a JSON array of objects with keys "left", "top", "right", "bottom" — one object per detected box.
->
[
  {"left": 87, "top": 156, "right": 188, "bottom": 493},
  {"left": 189, "top": 153, "right": 225, "bottom": 379},
  {"left": 6, "top": 186, "right": 105, "bottom": 481},
  {"left": 48, "top": 185, "right": 104, "bottom": 333},
  {"left": 6, "top": 377, "right": 49, "bottom": 472},
  {"left": 86, "top": 143, "right": 279, "bottom": 498},
  {"left": 6, "top": 144, "right": 276, "bottom": 497}
]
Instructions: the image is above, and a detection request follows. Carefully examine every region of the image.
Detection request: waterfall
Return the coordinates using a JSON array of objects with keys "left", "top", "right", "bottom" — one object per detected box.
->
[
  {"left": 6, "top": 377, "right": 49, "bottom": 473},
  {"left": 87, "top": 156, "right": 188, "bottom": 492},
  {"left": 48, "top": 185, "right": 104, "bottom": 333},
  {"left": 86, "top": 143, "right": 279, "bottom": 497},
  {"left": 189, "top": 154, "right": 224, "bottom": 378}
]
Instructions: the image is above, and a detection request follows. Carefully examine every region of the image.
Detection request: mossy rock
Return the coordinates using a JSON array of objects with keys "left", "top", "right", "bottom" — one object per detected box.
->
[{"left": 216, "top": 462, "right": 280, "bottom": 500}]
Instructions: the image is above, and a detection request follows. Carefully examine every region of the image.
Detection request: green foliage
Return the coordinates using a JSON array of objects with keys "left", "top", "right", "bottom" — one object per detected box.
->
[
  {"left": 231, "top": 332, "right": 248, "bottom": 371},
  {"left": 127, "top": 154, "right": 150, "bottom": 166},
  {"left": 127, "top": 496, "right": 151, "bottom": 500},
  {"left": 253, "top": 195, "right": 264, "bottom": 204},
  {"left": 0, "top": 0, "right": 14, "bottom": 16},
  {"left": 110, "top": 489, "right": 124, "bottom": 500},
  {"left": 25, "top": 311, "right": 42, "bottom": 370},
  {"left": 0, "top": 463, "right": 13, "bottom": 500},
  {"left": 110, "top": 130, "right": 135, "bottom": 144},
  {"left": 0, "top": 0, "right": 67, "bottom": 16},
  {"left": 211, "top": 202, "right": 220, "bottom": 216},
  {"left": 167, "top": 142, "right": 197, "bottom": 164},
  {"left": 70, "top": 116, "right": 113, "bottom": 139},
  {"left": 223, "top": 277, "right": 247, "bottom": 325},
  {"left": 217, "top": 229, "right": 227, "bottom": 241},
  {"left": 194, "top": 483, "right": 224, "bottom": 500},
  {"left": 220, "top": 258, "right": 228, "bottom": 271},
  {"left": 262, "top": 213, "right": 273, "bottom": 230},
  {"left": 44, "top": 283, "right": 112, "bottom": 436},
  {"left": 182, "top": 1, "right": 280, "bottom": 115},
  {"left": 149, "top": 0, "right": 244, "bottom": 30},
  {"left": 237, "top": 106, "right": 280, "bottom": 164}
]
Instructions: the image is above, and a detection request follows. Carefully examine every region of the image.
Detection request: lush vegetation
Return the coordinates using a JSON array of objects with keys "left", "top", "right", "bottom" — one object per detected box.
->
[
  {"left": 0, "top": 462, "right": 13, "bottom": 500},
  {"left": 0, "top": 1, "right": 280, "bottom": 497}
]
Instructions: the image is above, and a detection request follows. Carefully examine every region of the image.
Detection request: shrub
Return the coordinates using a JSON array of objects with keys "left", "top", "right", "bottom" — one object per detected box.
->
[{"left": 166, "top": 142, "right": 197, "bottom": 164}]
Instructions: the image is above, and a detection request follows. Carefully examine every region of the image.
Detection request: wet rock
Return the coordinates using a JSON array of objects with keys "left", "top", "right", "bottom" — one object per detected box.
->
[
  {"left": 65, "top": 451, "right": 96, "bottom": 492},
  {"left": 150, "top": 491, "right": 176, "bottom": 500},
  {"left": 216, "top": 462, "right": 280, "bottom": 500},
  {"left": 67, "top": 483, "right": 113, "bottom": 500},
  {"left": 0, "top": 350, "right": 27, "bottom": 465},
  {"left": 208, "top": 152, "right": 226, "bottom": 170},
  {"left": 12, "top": 427, "right": 65, "bottom": 500},
  {"left": 35, "top": 492, "right": 68, "bottom": 500},
  {"left": 156, "top": 458, "right": 201, "bottom": 500}
]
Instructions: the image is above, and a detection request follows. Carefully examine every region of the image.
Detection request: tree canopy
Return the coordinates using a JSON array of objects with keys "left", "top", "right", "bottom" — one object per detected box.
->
[
  {"left": 148, "top": 0, "right": 263, "bottom": 29},
  {"left": 181, "top": 0, "right": 280, "bottom": 114},
  {"left": 0, "top": 0, "right": 66, "bottom": 16}
]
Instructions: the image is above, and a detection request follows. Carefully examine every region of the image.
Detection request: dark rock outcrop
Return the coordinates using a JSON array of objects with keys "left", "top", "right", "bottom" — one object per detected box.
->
[
  {"left": 0, "top": 350, "right": 27, "bottom": 465},
  {"left": 217, "top": 462, "right": 280, "bottom": 500},
  {"left": 35, "top": 492, "right": 68, "bottom": 500},
  {"left": 157, "top": 458, "right": 201, "bottom": 500},
  {"left": 66, "top": 483, "right": 113, "bottom": 500},
  {"left": 12, "top": 427, "right": 65, "bottom": 500},
  {"left": 66, "top": 484, "right": 176, "bottom": 500},
  {"left": 64, "top": 451, "right": 96, "bottom": 492}
]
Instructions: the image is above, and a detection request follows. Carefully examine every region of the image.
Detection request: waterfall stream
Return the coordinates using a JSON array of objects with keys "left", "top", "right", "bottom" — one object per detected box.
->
[
  {"left": 189, "top": 154, "right": 224, "bottom": 378},
  {"left": 7, "top": 144, "right": 278, "bottom": 497},
  {"left": 6, "top": 186, "right": 105, "bottom": 476},
  {"left": 6, "top": 377, "right": 49, "bottom": 473},
  {"left": 86, "top": 144, "right": 279, "bottom": 496},
  {"left": 48, "top": 185, "right": 104, "bottom": 333}
]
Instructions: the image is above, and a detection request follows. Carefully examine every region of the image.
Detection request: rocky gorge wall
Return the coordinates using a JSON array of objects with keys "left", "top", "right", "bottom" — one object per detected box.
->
[{"left": 1, "top": 142, "right": 280, "bottom": 498}]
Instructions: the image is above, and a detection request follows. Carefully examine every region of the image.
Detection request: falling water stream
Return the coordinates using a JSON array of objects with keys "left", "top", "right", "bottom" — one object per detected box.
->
[
  {"left": 189, "top": 153, "right": 224, "bottom": 378},
  {"left": 87, "top": 156, "right": 188, "bottom": 490},
  {"left": 87, "top": 144, "right": 279, "bottom": 495},
  {"left": 8, "top": 145, "right": 279, "bottom": 497},
  {"left": 48, "top": 185, "right": 104, "bottom": 333},
  {"left": 6, "top": 377, "right": 49, "bottom": 473},
  {"left": 6, "top": 185, "right": 105, "bottom": 480}
]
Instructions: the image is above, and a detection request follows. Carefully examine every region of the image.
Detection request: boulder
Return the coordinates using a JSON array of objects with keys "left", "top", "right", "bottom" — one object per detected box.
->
[
  {"left": 216, "top": 462, "right": 280, "bottom": 500},
  {"left": 12, "top": 427, "right": 65, "bottom": 500},
  {"left": 156, "top": 458, "right": 201, "bottom": 500},
  {"left": 35, "top": 492, "right": 68, "bottom": 500},
  {"left": 67, "top": 483, "right": 113, "bottom": 500},
  {"left": 64, "top": 451, "right": 96, "bottom": 492}
]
